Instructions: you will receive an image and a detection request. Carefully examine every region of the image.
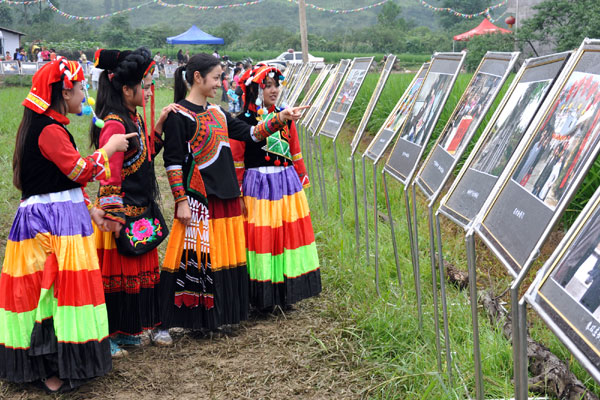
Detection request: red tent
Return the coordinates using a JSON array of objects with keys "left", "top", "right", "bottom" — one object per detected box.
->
[{"left": 453, "top": 18, "right": 512, "bottom": 41}]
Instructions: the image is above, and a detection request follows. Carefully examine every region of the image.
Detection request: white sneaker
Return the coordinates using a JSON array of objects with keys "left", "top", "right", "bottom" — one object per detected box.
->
[{"left": 152, "top": 329, "right": 173, "bottom": 347}]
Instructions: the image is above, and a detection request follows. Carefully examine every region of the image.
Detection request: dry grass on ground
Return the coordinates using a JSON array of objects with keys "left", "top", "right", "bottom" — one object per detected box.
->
[{"left": 0, "top": 293, "right": 378, "bottom": 400}]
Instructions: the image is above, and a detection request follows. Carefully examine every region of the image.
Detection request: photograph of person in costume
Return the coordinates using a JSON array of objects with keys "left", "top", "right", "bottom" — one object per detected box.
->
[
  {"left": 471, "top": 79, "right": 552, "bottom": 176},
  {"left": 157, "top": 53, "right": 308, "bottom": 343},
  {"left": 438, "top": 72, "right": 500, "bottom": 156},
  {"left": 399, "top": 72, "right": 452, "bottom": 146},
  {"left": 90, "top": 47, "right": 175, "bottom": 357},
  {"left": 0, "top": 57, "right": 133, "bottom": 393},
  {"left": 385, "top": 77, "right": 424, "bottom": 134},
  {"left": 231, "top": 65, "right": 321, "bottom": 311},
  {"left": 512, "top": 71, "right": 600, "bottom": 210}
]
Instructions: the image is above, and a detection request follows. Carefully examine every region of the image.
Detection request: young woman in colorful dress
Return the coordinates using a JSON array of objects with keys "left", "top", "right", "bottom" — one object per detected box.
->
[
  {"left": 157, "top": 53, "right": 308, "bottom": 343},
  {"left": 0, "top": 58, "right": 133, "bottom": 393},
  {"left": 91, "top": 48, "right": 175, "bottom": 357},
  {"left": 231, "top": 65, "right": 321, "bottom": 311}
]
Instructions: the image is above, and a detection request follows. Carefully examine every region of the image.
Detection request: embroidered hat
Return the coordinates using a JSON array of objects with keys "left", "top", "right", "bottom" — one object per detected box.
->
[{"left": 22, "top": 57, "right": 85, "bottom": 114}]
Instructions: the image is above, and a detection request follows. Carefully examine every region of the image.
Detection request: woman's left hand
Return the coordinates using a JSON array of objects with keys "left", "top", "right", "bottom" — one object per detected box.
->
[{"left": 155, "top": 103, "right": 179, "bottom": 134}]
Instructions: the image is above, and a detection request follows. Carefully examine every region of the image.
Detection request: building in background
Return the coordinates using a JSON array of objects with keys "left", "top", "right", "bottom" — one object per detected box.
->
[{"left": 0, "top": 27, "right": 24, "bottom": 60}]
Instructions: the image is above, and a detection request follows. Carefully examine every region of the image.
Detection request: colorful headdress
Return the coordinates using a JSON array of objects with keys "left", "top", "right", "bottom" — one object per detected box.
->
[
  {"left": 241, "top": 65, "right": 285, "bottom": 115},
  {"left": 23, "top": 57, "right": 85, "bottom": 114}
]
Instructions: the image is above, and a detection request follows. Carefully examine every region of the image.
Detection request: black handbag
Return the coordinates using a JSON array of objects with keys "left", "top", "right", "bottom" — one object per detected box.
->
[{"left": 115, "top": 202, "right": 169, "bottom": 257}]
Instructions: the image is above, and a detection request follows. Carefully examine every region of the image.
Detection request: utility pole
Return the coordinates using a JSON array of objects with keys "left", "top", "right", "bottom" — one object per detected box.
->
[{"left": 298, "top": 0, "right": 309, "bottom": 63}]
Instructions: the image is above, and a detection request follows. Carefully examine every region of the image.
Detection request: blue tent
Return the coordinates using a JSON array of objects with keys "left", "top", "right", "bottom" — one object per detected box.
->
[{"left": 166, "top": 25, "right": 224, "bottom": 45}]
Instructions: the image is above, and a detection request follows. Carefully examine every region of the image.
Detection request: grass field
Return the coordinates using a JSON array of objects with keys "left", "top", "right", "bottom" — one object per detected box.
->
[{"left": 0, "top": 72, "right": 599, "bottom": 398}]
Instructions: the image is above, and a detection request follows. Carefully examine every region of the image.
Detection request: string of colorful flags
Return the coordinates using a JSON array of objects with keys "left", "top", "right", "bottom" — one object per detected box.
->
[
  {"left": 284, "top": 0, "right": 390, "bottom": 14},
  {"left": 1, "top": 0, "right": 509, "bottom": 21},
  {"left": 0, "top": 0, "right": 43, "bottom": 4},
  {"left": 154, "top": 0, "right": 265, "bottom": 10},
  {"left": 45, "top": 0, "right": 154, "bottom": 21},
  {"left": 417, "top": 0, "right": 507, "bottom": 21}
]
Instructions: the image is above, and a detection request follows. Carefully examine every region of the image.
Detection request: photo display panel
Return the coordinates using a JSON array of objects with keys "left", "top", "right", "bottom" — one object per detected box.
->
[
  {"left": 301, "top": 64, "right": 338, "bottom": 127},
  {"left": 1, "top": 61, "right": 20, "bottom": 75},
  {"left": 320, "top": 57, "right": 374, "bottom": 139},
  {"left": 284, "top": 63, "right": 316, "bottom": 107},
  {"left": 363, "top": 62, "right": 428, "bottom": 161},
  {"left": 439, "top": 52, "right": 571, "bottom": 228},
  {"left": 308, "top": 59, "right": 350, "bottom": 135},
  {"left": 350, "top": 54, "right": 397, "bottom": 154},
  {"left": 299, "top": 64, "right": 332, "bottom": 109},
  {"left": 20, "top": 62, "right": 38, "bottom": 75},
  {"left": 477, "top": 39, "right": 600, "bottom": 276},
  {"left": 278, "top": 63, "right": 302, "bottom": 105},
  {"left": 526, "top": 186, "right": 600, "bottom": 382},
  {"left": 415, "top": 52, "right": 520, "bottom": 201},
  {"left": 383, "top": 52, "right": 465, "bottom": 184}
]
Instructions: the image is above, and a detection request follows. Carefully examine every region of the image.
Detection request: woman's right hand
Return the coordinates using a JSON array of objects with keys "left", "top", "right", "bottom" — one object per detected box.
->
[
  {"left": 176, "top": 200, "right": 192, "bottom": 226},
  {"left": 102, "top": 132, "right": 138, "bottom": 158}
]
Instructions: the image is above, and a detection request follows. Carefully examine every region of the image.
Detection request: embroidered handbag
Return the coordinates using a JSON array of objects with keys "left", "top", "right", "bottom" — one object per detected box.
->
[{"left": 115, "top": 202, "right": 169, "bottom": 256}]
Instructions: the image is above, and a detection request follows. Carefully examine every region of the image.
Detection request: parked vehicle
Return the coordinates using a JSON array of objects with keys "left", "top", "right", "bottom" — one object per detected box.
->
[{"left": 259, "top": 51, "right": 325, "bottom": 69}]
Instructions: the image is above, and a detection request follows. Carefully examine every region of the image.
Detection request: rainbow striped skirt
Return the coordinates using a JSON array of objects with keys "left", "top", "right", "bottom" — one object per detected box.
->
[
  {"left": 243, "top": 166, "right": 321, "bottom": 309},
  {"left": 0, "top": 188, "right": 111, "bottom": 383}
]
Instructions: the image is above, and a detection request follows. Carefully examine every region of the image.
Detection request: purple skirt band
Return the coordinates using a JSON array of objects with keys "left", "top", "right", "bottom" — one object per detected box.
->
[{"left": 242, "top": 166, "right": 303, "bottom": 201}]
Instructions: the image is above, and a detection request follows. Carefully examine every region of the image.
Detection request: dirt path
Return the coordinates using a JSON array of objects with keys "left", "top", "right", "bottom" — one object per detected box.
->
[{"left": 0, "top": 292, "right": 374, "bottom": 400}]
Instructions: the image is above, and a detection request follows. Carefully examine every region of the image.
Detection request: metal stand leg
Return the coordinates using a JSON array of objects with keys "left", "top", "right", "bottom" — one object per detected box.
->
[
  {"left": 333, "top": 141, "right": 343, "bottom": 226},
  {"left": 517, "top": 298, "right": 529, "bottom": 400},
  {"left": 435, "top": 212, "right": 453, "bottom": 386},
  {"left": 362, "top": 155, "right": 370, "bottom": 260},
  {"left": 351, "top": 154, "right": 361, "bottom": 256},
  {"left": 373, "top": 163, "right": 380, "bottom": 296},
  {"left": 411, "top": 184, "right": 423, "bottom": 330},
  {"left": 384, "top": 171, "right": 402, "bottom": 287},
  {"left": 427, "top": 206, "right": 443, "bottom": 375},
  {"left": 465, "top": 231, "right": 484, "bottom": 400},
  {"left": 316, "top": 135, "right": 327, "bottom": 215}
]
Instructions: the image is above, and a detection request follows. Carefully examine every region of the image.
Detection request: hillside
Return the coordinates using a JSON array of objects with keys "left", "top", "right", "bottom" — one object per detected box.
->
[{"left": 18, "top": 0, "right": 444, "bottom": 34}]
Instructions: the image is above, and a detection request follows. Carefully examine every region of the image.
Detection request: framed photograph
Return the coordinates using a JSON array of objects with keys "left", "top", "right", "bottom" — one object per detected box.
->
[
  {"left": 299, "top": 64, "right": 332, "bottom": 109},
  {"left": 1, "top": 60, "right": 20, "bottom": 75},
  {"left": 301, "top": 64, "right": 338, "bottom": 127},
  {"left": 350, "top": 54, "right": 397, "bottom": 156},
  {"left": 320, "top": 57, "right": 373, "bottom": 140},
  {"left": 415, "top": 51, "right": 519, "bottom": 201},
  {"left": 526, "top": 186, "right": 600, "bottom": 382},
  {"left": 476, "top": 39, "right": 600, "bottom": 276},
  {"left": 282, "top": 63, "right": 315, "bottom": 107},
  {"left": 164, "top": 63, "right": 178, "bottom": 79},
  {"left": 20, "top": 62, "right": 38, "bottom": 75},
  {"left": 307, "top": 59, "right": 350, "bottom": 135},
  {"left": 363, "top": 62, "right": 428, "bottom": 162},
  {"left": 383, "top": 52, "right": 465, "bottom": 185},
  {"left": 439, "top": 52, "right": 571, "bottom": 228}
]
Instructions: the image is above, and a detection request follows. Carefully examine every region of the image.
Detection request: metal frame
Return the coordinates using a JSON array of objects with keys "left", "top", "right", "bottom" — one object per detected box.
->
[
  {"left": 433, "top": 52, "right": 572, "bottom": 399},
  {"left": 349, "top": 55, "right": 397, "bottom": 254},
  {"left": 524, "top": 185, "right": 600, "bottom": 384},
  {"left": 468, "top": 38, "right": 600, "bottom": 399},
  {"left": 412, "top": 51, "right": 520, "bottom": 391}
]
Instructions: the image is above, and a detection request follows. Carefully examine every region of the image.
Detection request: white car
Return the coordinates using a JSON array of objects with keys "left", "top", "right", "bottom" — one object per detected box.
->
[{"left": 259, "top": 51, "right": 325, "bottom": 69}]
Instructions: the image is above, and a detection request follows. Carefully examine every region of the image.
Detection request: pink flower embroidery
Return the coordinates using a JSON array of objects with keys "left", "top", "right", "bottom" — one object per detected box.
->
[{"left": 131, "top": 218, "right": 154, "bottom": 241}]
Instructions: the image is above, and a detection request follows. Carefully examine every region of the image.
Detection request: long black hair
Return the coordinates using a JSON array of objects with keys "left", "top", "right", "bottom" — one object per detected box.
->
[
  {"left": 90, "top": 47, "right": 152, "bottom": 149},
  {"left": 174, "top": 53, "right": 221, "bottom": 103},
  {"left": 13, "top": 81, "right": 66, "bottom": 190}
]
